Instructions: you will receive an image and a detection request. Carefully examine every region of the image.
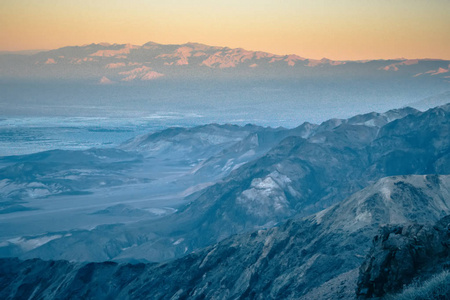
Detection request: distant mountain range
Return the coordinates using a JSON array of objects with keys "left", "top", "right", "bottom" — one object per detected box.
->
[{"left": 0, "top": 42, "right": 449, "bottom": 83}]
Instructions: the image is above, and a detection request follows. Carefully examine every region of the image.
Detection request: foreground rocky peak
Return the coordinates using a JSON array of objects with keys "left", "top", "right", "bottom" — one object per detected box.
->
[
  {"left": 1, "top": 175, "right": 449, "bottom": 299},
  {"left": 317, "top": 174, "right": 450, "bottom": 232},
  {"left": 356, "top": 215, "right": 450, "bottom": 299}
]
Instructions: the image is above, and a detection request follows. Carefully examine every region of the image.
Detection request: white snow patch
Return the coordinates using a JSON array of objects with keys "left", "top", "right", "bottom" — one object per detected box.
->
[
  {"left": 44, "top": 58, "right": 56, "bottom": 64},
  {"left": 431, "top": 67, "right": 449, "bottom": 75},
  {"left": 287, "top": 186, "right": 300, "bottom": 197},
  {"left": 237, "top": 173, "right": 291, "bottom": 216},
  {"left": 173, "top": 238, "right": 184, "bottom": 245},
  {"left": 363, "top": 119, "right": 376, "bottom": 127},
  {"left": 199, "top": 247, "right": 218, "bottom": 268},
  {"left": 121, "top": 244, "right": 137, "bottom": 251},
  {"left": 380, "top": 187, "right": 391, "bottom": 201},
  {"left": 259, "top": 234, "right": 275, "bottom": 260},
  {"left": 231, "top": 162, "right": 246, "bottom": 171},
  {"left": 252, "top": 176, "right": 279, "bottom": 190},
  {"left": 221, "top": 159, "right": 234, "bottom": 172},
  {"left": 141, "top": 71, "right": 164, "bottom": 80},
  {"left": 145, "top": 207, "right": 176, "bottom": 216},
  {"left": 355, "top": 210, "right": 372, "bottom": 223},
  {"left": 99, "top": 76, "right": 114, "bottom": 85},
  {"left": 119, "top": 66, "right": 151, "bottom": 75},
  {"left": 297, "top": 254, "right": 321, "bottom": 278},
  {"left": 239, "top": 149, "right": 256, "bottom": 160},
  {"left": 9, "top": 235, "right": 63, "bottom": 251},
  {"left": 314, "top": 208, "right": 329, "bottom": 225},
  {"left": 269, "top": 171, "right": 292, "bottom": 186},
  {"left": 105, "top": 62, "right": 126, "bottom": 69},
  {"left": 27, "top": 188, "right": 51, "bottom": 198},
  {"left": 27, "top": 182, "right": 47, "bottom": 188},
  {"left": 180, "top": 182, "right": 214, "bottom": 196}
]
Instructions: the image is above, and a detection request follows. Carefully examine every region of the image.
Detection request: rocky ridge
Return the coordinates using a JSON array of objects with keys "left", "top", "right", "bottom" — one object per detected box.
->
[
  {"left": 1, "top": 175, "right": 449, "bottom": 299},
  {"left": 356, "top": 215, "right": 450, "bottom": 299},
  {"left": 2, "top": 105, "right": 449, "bottom": 263}
]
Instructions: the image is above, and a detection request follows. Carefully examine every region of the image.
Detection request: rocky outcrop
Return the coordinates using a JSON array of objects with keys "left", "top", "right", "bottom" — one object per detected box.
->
[{"left": 356, "top": 215, "right": 450, "bottom": 298}]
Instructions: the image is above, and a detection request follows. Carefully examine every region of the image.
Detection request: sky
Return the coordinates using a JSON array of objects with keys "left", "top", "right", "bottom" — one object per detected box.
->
[{"left": 1, "top": 0, "right": 449, "bottom": 60}]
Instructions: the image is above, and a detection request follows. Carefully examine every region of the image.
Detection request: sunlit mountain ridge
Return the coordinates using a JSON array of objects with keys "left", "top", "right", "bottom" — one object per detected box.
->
[{"left": 1, "top": 42, "right": 449, "bottom": 82}]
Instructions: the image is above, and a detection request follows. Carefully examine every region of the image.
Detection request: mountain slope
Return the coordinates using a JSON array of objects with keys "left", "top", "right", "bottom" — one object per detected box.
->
[
  {"left": 3, "top": 105, "right": 448, "bottom": 263},
  {"left": 0, "top": 148, "right": 145, "bottom": 204},
  {"left": 1, "top": 175, "right": 449, "bottom": 299},
  {"left": 113, "top": 104, "right": 449, "bottom": 262},
  {"left": 357, "top": 215, "right": 450, "bottom": 299},
  {"left": 119, "top": 105, "right": 445, "bottom": 256},
  {"left": 120, "top": 123, "right": 263, "bottom": 162}
]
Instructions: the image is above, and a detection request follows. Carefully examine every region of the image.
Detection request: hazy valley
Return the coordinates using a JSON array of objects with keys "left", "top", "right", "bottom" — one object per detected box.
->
[{"left": 0, "top": 41, "right": 450, "bottom": 299}]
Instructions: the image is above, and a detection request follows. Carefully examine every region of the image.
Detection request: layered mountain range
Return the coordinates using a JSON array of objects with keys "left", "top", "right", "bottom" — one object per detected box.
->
[
  {"left": 1, "top": 42, "right": 449, "bottom": 83},
  {"left": 0, "top": 104, "right": 448, "bottom": 260},
  {"left": 0, "top": 103, "right": 449, "bottom": 298},
  {"left": 1, "top": 175, "right": 449, "bottom": 299}
]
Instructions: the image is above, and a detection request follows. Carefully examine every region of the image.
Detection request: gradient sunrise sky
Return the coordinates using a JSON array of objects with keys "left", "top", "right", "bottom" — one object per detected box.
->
[{"left": 1, "top": 0, "right": 449, "bottom": 60}]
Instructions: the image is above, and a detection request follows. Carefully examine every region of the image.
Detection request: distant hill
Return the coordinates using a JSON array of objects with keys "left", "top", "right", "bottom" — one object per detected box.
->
[
  {"left": 0, "top": 42, "right": 449, "bottom": 82},
  {"left": 0, "top": 49, "right": 48, "bottom": 55}
]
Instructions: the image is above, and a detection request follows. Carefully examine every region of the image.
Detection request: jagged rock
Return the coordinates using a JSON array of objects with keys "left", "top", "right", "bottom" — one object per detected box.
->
[{"left": 356, "top": 215, "right": 450, "bottom": 298}]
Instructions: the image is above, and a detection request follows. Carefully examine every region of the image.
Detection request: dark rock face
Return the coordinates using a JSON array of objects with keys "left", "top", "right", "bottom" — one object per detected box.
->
[
  {"left": 356, "top": 215, "right": 450, "bottom": 299},
  {"left": 0, "top": 258, "right": 149, "bottom": 300}
]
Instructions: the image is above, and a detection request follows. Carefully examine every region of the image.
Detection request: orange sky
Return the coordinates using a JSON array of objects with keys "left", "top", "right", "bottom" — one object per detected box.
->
[{"left": 1, "top": 0, "right": 449, "bottom": 60}]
